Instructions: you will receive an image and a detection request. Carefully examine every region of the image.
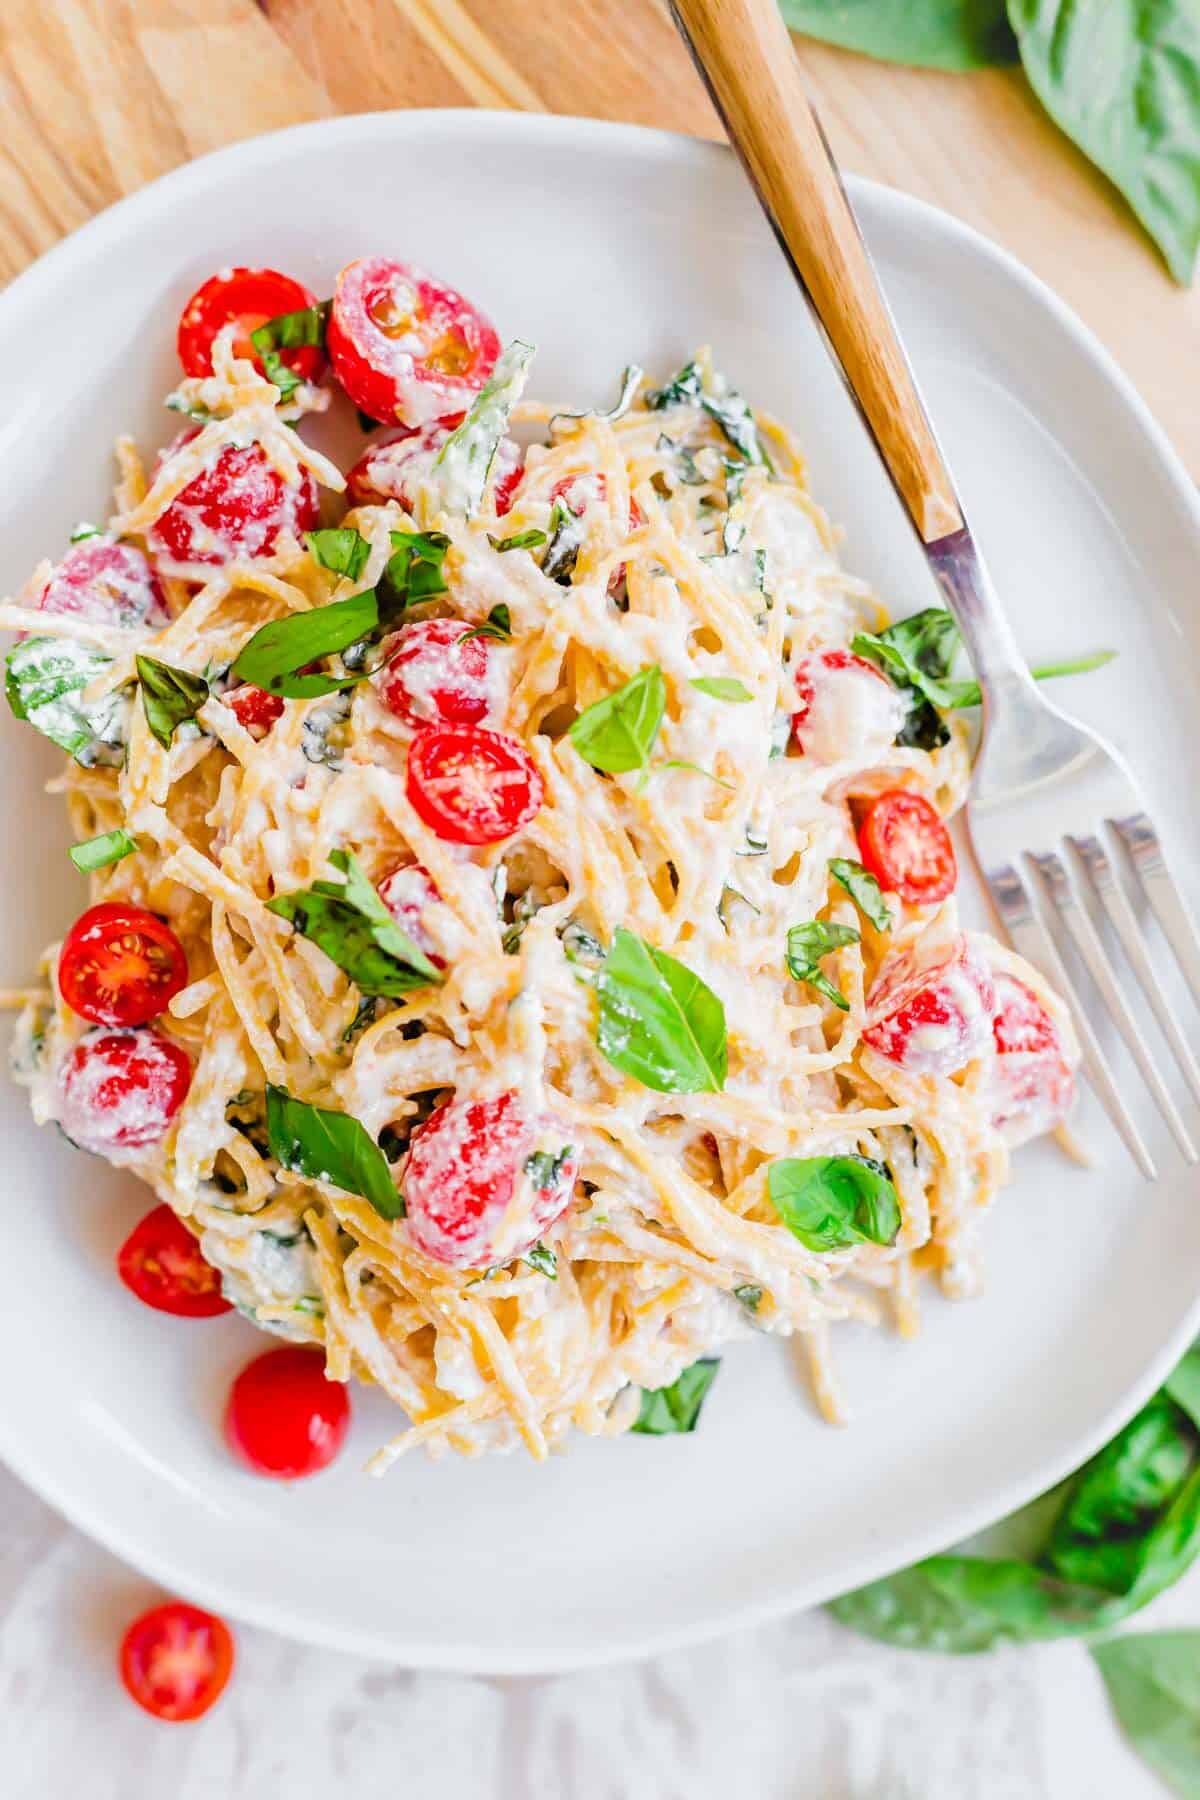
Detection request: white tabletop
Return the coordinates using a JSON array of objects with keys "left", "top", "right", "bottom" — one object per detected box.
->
[{"left": 0, "top": 1460, "right": 1187, "bottom": 1798}]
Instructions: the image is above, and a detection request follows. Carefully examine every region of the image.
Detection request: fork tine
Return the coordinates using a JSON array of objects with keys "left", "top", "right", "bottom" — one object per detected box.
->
[
  {"left": 986, "top": 861, "right": 1157, "bottom": 1179},
  {"left": 1114, "top": 812, "right": 1200, "bottom": 1008},
  {"left": 1029, "top": 850, "right": 1197, "bottom": 1164},
  {"left": 1069, "top": 833, "right": 1200, "bottom": 1109}
]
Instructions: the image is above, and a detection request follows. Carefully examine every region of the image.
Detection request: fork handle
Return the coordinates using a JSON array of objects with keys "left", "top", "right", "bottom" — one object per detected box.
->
[{"left": 670, "top": 0, "right": 963, "bottom": 545}]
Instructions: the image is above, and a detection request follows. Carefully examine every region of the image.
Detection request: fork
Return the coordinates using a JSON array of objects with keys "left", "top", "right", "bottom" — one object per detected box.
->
[{"left": 671, "top": 0, "right": 1200, "bottom": 1176}]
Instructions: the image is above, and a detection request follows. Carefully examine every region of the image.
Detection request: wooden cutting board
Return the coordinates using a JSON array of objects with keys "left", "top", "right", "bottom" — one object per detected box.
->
[{"left": 1, "top": 0, "right": 1196, "bottom": 473}]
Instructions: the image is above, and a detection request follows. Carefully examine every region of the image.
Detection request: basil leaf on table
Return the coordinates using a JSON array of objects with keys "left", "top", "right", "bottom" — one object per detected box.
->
[
  {"left": 267, "top": 849, "right": 441, "bottom": 996},
  {"left": 1010, "top": 0, "right": 1200, "bottom": 286},
  {"left": 569, "top": 665, "right": 666, "bottom": 773},
  {"left": 5, "top": 637, "right": 129, "bottom": 767},
  {"left": 785, "top": 920, "right": 861, "bottom": 1011},
  {"left": 768, "top": 1156, "right": 900, "bottom": 1252},
  {"left": 306, "top": 526, "right": 371, "bottom": 582},
  {"left": 594, "top": 926, "right": 727, "bottom": 1093},
  {"left": 780, "top": 0, "right": 1018, "bottom": 70},
  {"left": 249, "top": 300, "right": 330, "bottom": 402},
  {"left": 430, "top": 339, "right": 534, "bottom": 516},
  {"left": 265, "top": 1084, "right": 403, "bottom": 1220},
  {"left": 69, "top": 829, "right": 137, "bottom": 873},
  {"left": 632, "top": 1357, "right": 721, "bottom": 1435},
  {"left": 135, "top": 655, "right": 209, "bottom": 749},
  {"left": 231, "top": 590, "right": 381, "bottom": 697},
  {"left": 1091, "top": 1632, "right": 1200, "bottom": 1798},
  {"left": 828, "top": 857, "right": 893, "bottom": 932},
  {"left": 689, "top": 675, "right": 754, "bottom": 703},
  {"left": 830, "top": 1556, "right": 1114, "bottom": 1653}
]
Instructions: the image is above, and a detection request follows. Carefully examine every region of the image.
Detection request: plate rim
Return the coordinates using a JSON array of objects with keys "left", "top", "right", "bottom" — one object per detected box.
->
[{"left": 2, "top": 106, "right": 1199, "bottom": 1673}]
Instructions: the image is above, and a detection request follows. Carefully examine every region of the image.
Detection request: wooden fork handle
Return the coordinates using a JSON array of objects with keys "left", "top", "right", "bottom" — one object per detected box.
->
[{"left": 671, "top": 0, "right": 963, "bottom": 544}]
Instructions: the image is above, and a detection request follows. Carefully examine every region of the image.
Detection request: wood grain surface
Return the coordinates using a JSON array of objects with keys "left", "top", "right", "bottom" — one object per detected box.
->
[{"left": 0, "top": 0, "right": 1196, "bottom": 474}]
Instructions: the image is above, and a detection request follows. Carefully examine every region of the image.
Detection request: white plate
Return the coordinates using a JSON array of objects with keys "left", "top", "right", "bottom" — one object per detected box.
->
[{"left": 1, "top": 111, "right": 1198, "bottom": 1674}]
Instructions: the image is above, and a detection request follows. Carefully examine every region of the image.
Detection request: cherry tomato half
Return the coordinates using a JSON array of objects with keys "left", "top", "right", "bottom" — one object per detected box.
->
[
  {"left": 117, "top": 1203, "right": 231, "bottom": 1317},
  {"left": 177, "top": 266, "right": 325, "bottom": 382},
  {"left": 378, "top": 863, "right": 447, "bottom": 968},
  {"left": 58, "top": 1028, "right": 192, "bottom": 1155},
  {"left": 148, "top": 431, "right": 319, "bottom": 570},
  {"left": 224, "top": 1345, "right": 350, "bottom": 1479},
  {"left": 403, "top": 1089, "right": 577, "bottom": 1267},
  {"left": 225, "top": 683, "right": 285, "bottom": 735},
  {"left": 376, "top": 617, "right": 497, "bottom": 729},
  {"left": 36, "top": 538, "right": 168, "bottom": 632},
  {"left": 858, "top": 788, "right": 957, "bottom": 905},
  {"left": 119, "top": 1601, "right": 234, "bottom": 1722},
  {"left": 58, "top": 902, "right": 188, "bottom": 1028},
  {"left": 346, "top": 420, "right": 522, "bottom": 515},
  {"left": 406, "top": 725, "right": 543, "bottom": 846},
  {"left": 984, "top": 968, "right": 1076, "bottom": 1146},
  {"left": 327, "top": 257, "right": 500, "bottom": 427},
  {"left": 791, "top": 648, "right": 904, "bottom": 763},
  {"left": 862, "top": 934, "right": 995, "bottom": 1077}
]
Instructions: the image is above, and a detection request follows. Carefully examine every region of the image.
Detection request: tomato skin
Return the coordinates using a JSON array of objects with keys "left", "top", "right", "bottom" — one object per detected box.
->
[
  {"left": 378, "top": 863, "right": 447, "bottom": 968},
  {"left": 225, "top": 683, "right": 285, "bottom": 735},
  {"left": 58, "top": 1029, "right": 192, "bottom": 1155},
  {"left": 406, "top": 725, "right": 543, "bottom": 846},
  {"left": 225, "top": 1346, "right": 350, "bottom": 1479},
  {"left": 117, "top": 1204, "right": 231, "bottom": 1317},
  {"left": 791, "top": 648, "right": 904, "bottom": 762},
  {"left": 119, "top": 1601, "right": 234, "bottom": 1722},
  {"left": 403, "top": 1089, "right": 577, "bottom": 1267},
  {"left": 327, "top": 257, "right": 500, "bottom": 427},
  {"left": 58, "top": 903, "right": 188, "bottom": 1028},
  {"left": 347, "top": 420, "right": 522, "bottom": 515},
  {"left": 376, "top": 617, "right": 497, "bottom": 728},
  {"left": 36, "top": 538, "right": 168, "bottom": 632},
  {"left": 148, "top": 431, "right": 319, "bottom": 570},
  {"left": 863, "top": 934, "right": 995, "bottom": 1076},
  {"left": 984, "top": 969, "right": 1077, "bottom": 1145},
  {"left": 177, "top": 267, "right": 324, "bottom": 382},
  {"left": 858, "top": 788, "right": 957, "bottom": 905}
]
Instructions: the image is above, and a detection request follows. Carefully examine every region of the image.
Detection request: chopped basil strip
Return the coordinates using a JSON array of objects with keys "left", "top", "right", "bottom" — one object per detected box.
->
[
  {"left": 828, "top": 858, "right": 893, "bottom": 932},
  {"left": 785, "top": 919, "right": 861, "bottom": 1011},
  {"left": 69, "top": 521, "right": 102, "bottom": 543},
  {"left": 431, "top": 339, "right": 534, "bottom": 516},
  {"left": 688, "top": 675, "right": 753, "bottom": 703},
  {"left": 462, "top": 603, "right": 513, "bottom": 644},
  {"left": 250, "top": 300, "right": 330, "bottom": 403},
  {"left": 265, "top": 1084, "right": 402, "bottom": 1219},
  {"left": 135, "top": 655, "right": 209, "bottom": 749},
  {"left": 569, "top": 665, "right": 665, "bottom": 774},
  {"left": 266, "top": 849, "right": 441, "bottom": 996},
  {"left": 734, "top": 1283, "right": 763, "bottom": 1312},
  {"left": 647, "top": 360, "right": 769, "bottom": 467},
  {"left": 551, "top": 364, "right": 643, "bottom": 430},
  {"left": 525, "top": 1146, "right": 574, "bottom": 1189},
  {"left": 632, "top": 1357, "right": 720, "bottom": 1435},
  {"left": 5, "top": 636, "right": 129, "bottom": 766},
  {"left": 523, "top": 1241, "right": 558, "bottom": 1279},
  {"left": 658, "top": 759, "right": 735, "bottom": 790},
  {"left": 306, "top": 526, "right": 371, "bottom": 582},
  {"left": 381, "top": 529, "right": 450, "bottom": 613},
  {"left": 768, "top": 1156, "right": 900, "bottom": 1253},
  {"left": 231, "top": 590, "right": 381, "bottom": 697},
  {"left": 595, "top": 926, "right": 727, "bottom": 1094},
  {"left": 69, "top": 829, "right": 137, "bottom": 873},
  {"left": 949, "top": 647, "right": 1118, "bottom": 710},
  {"left": 488, "top": 528, "right": 547, "bottom": 553},
  {"left": 541, "top": 497, "right": 586, "bottom": 583}
]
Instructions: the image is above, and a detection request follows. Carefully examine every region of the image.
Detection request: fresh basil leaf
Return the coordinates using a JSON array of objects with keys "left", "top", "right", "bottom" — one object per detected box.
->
[
  {"left": 69, "top": 829, "right": 137, "bottom": 872},
  {"left": 250, "top": 301, "right": 330, "bottom": 402},
  {"left": 551, "top": 364, "right": 644, "bottom": 429},
  {"left": 431, "top": 339, "right": 534, "bottom": 515},
  {"left": 231, "top": 590, "right": 380, "bottom": 697},
  {"left": 829, "top": 858, "right": 893, "bottom": 932},
  {"left": 5, "top": 636, "right": 129, "bottom": 766},
  {"left": 569, "top": 665, "right": 665, "bottom": 774},
  {"left": 656, "top": 434, "right": 711, "bottom": 488},
  {"left": 135, "top": 655, "right": 209, "bottom": 749},
  {"left": 734, "top": 1283, "right": 763, "bottom": 1312},
  {"left": 947, "top": 648, "right": 1118, "bottom": 710},
  {"left": 542, "top": 497, "right": 586, "bottom": 583},
  {"left": 1091, "top": 1631, "right": 1200, "bottom": 1796},
  {"left": 768, "top": 1155, "right": 900, "bottom": 1252},
  {"left": 780, "top": 0, "right": 1017, "bottom": 70},
  {"left": 830, "top": 1556, "right": 1113, "bottom": 1653},
  {"left": 785, "top": 920, "right": 861, "bottom": 1011},
  {"left": 523, "top": 1241, "right": 558, "bottom": 1279},
  {"left": 1010, "top": 0, "right": 1200, "bottom": 285},
  {"left": 265, "top": 1083, "right": 402, "bottom": 1220},
  {"left": 689, "top": 675, "right": 754, "bottom": 703},
  {"left": 488, "top": 529, "right": 547, "bottom": 553},
  {"left": 524, "top": 1146, "right": 574, "bottom": 1190},
  {"left": 381, "top": 529, "right": 450, "bottom": 615},
  {"left": 306, "top": 527, "right": 371, "bottom": 582},
  {"left": 267, "top": 849, "right": 441, "bottom": 996},
  {"left": 647, "top": 360, "right": 769, "bottom": 466},
  {"left": 632, "top": 1357, "right": 720, "bottom": 1435},
  {"left": 595, "top": 926, "right": 727, "bottom": 1094},
  {"left": 461, "top": 603, "right": 514, "bottom": 644}
]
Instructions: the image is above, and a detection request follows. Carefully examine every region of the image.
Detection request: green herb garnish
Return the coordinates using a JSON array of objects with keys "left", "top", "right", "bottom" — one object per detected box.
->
[
  {"left": 594, "top": 926, "right": 727, "bottom": 1094},
  {"left": 135, "top": 655, "right": 209, "bottom": 749},
  {"left": 249, "top": 301, "right": 330, "bottom": 402},
  {"left": 688, "top": 675, "right": 754, "bottom": 703},
  {"left": 767, "top": 1155, "right": 900, "bottom": 1252},
  {"left": 267, "top": 849, "right": 441, "bottom": 996},
  {"left": 265, "top": 1084, "right": 402, "bottom": 1219},
  {"left": 632, "top": 1357, "right": 720, "bottom": 1435},
  {"left": 828, "top": 858, "right": 893, "bottom": 932},
  {"left": 69, "top": 829, "right": 137, "bottom": 873},
  {"left": 306, "top": 526, "right": 371, "bottom": 582},
  {"left": 785, "top": 920, "right": 861, "bottom": 1011},
  {"left": 568, "top": 665, "right": 665, "bottom": 774}
]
